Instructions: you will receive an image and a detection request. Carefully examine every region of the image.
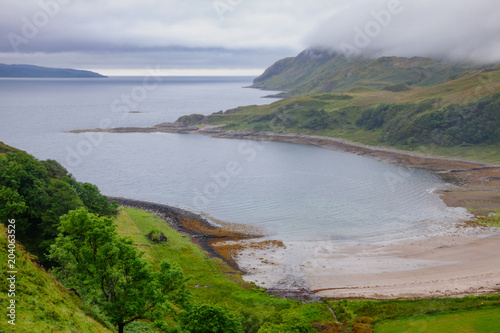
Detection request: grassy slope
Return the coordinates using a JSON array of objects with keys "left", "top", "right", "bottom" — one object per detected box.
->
[
  {"left": 0, "top": 225, "right": 113, "bottom": 333},
  {"left": 326, "top": 297, "right": 500, "bottom": 333},
  {"left": 375, "top": 307, "right": 500, "bottom": 333},
  {"left": 202, "top": 66, "right": 500, "bottom": 164},
  {"left": 251, "top": 51, "right": 481, "bottom": 96},
  {"left": 0, "top": 142, "right": 22, "bottom": 155},
  {"left": 115, "top": 207, "right": 335, "bottom": 328}
]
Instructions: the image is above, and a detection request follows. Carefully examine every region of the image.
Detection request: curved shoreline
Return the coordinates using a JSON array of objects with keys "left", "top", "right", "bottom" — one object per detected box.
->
[
  {"left": 73, "top": 124, "right": 500, "bottom": 215},
  {"left": 68, "top": 124, "right": 497, "bottom": 170},
  {"left": 79, "top": 125, "right": 500, "bottom": 299}
]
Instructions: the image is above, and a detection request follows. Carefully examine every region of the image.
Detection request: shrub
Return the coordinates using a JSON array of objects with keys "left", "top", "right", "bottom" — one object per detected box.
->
[
  {"left": 180, "top": 304, "right": 243, "bottom": 333},
  {"left": 147, "top": 228, "right": 168, "bottom": 243}
]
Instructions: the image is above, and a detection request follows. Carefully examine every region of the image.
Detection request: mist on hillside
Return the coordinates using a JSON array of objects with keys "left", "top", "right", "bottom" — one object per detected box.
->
[{"left": 305, "top": 0, "right": 500, "bottom": 63}]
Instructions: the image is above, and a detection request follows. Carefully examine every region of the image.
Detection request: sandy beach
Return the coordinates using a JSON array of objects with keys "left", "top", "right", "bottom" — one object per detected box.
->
[{"left": 231, "top": 225, "right": 500, "bottom": 299}]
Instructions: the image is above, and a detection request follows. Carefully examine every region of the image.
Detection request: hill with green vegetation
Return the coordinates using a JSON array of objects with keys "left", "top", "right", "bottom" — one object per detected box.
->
[
  {"left": 0, "top": 63, "right": 106, "bottom": 78},
  {"left": 250, "top": 49, "right": 486, "bottom": 97},
  {"left": 179, "top": 63, "right": 500, "bottom": 164},
  {"left": 0, "top": 141, "right": 22, "bottom": 154},
  {"left": 0, "top": 224, "right": 114, "bottom": 332},
  {"left": 0, "top": 149, "right": 118, "bottom": 264}
]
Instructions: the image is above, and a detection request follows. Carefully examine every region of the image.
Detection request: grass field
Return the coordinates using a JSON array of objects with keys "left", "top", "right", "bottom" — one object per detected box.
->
[
  {"left": 114, "top": 207, "right": 336, "bottom": 331},
  {"left": 375, "top": 307, "right": 500, "bottom": 333}
]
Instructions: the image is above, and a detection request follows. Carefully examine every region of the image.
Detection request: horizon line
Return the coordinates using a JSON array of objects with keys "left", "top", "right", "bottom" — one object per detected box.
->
[{"left": 90, "top": 68, "right": 265, "bottom": 77}]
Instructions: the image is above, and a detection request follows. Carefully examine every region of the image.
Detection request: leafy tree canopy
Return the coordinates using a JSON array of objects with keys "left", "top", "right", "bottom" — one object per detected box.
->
[
  {"left": 49, "top": 208, "right": 191, "bottom": 333},
  {"left": 0, "top": 152, "right": 117, "bottom": 262}
]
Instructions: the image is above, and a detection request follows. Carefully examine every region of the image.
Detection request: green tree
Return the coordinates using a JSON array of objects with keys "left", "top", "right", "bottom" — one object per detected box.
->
[
  {"left": 0, "top": 152, "right": 49, "bottom": 237},
  {"left": 41, "top": 159, "right": 72, "bottom": 179},
  {"left": 39, "top": 178, "right": 83, "bottom": 253},
  {"left": 180, "top": 303, "right": 243, "bottom": 333},
  {"left": 0, "top": 151, "right": 117, "bottom": 263},
  {"left": 49, "top": 208, "right": 191, "bottom": 333},
  {"left": 0, "top": 187, "right": 27, "bottom": 220},
  {"left": 65, "top": 178, "right": 118, "bottom": 216}
]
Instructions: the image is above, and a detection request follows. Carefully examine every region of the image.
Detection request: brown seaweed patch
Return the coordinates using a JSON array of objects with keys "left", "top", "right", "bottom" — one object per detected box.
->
[{"left": 209, "top": 239, "right": 285, "bottom": 268}]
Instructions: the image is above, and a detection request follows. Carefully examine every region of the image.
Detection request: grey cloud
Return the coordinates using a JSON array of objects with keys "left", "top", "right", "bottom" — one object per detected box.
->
[
  {"left": 0, "top": 47, "right": 293, "bottom": 71},
  {"left": 0, "top": 0, "right": 319, "bottom": 69},
  {"left": 305, "top": 0, "right": 500, "bottom": 63},
  {"left": 1, "top": 0, "right": 334, "bottom": 53},
  {"left": 1, "top": 0, "right": 498, "bottom": 71}
]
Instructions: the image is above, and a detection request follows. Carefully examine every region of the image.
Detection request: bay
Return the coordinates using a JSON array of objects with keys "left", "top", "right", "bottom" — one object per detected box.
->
[{"left": 0, "top": 77, "right": 468, "bottom": 242}]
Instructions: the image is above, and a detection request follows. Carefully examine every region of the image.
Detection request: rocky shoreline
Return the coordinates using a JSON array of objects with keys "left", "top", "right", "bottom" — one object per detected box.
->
[
  {"left": 108, "top": 197, "right": 261, "bottom": 271},
  {"left": 68, "top": 122, "right": 496, "bottom": 171},
  {"left": 109, "top": 197, "right": 322, "bottom": 300}
]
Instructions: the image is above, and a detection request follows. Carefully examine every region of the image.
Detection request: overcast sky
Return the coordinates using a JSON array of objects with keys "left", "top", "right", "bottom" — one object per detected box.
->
[{"left": 1, "top": 0, "right": 499, "bottom": 76}]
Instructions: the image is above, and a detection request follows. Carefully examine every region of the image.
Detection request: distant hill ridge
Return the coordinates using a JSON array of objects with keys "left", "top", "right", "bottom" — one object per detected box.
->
[
  {"left": 251, "top": 49, "right": 491, "bottom": 96},
  {"left": 0, "top": 63, "right": 106, "bottom": 78}
]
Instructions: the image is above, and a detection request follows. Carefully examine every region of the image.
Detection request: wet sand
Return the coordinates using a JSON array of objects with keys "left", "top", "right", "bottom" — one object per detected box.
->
[{"left": 233, "top": 227, "right": 500, "bottom": 299}]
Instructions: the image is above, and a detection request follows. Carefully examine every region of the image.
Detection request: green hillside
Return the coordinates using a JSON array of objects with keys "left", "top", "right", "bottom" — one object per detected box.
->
[
  {"left": 0, "top": 142, "right": 21, "bottom": 154},
  {"left": 376, "top": 307, "right": 500, "bottom": 333},
  {"left": 0, "top": 224, "right": 113, "bottom": 332},
  {"left": 251, "top": 49, "right": 486, "bottom": 97},
  {"left": 182, "top": 64, "right": 500, "bottom": 163}
]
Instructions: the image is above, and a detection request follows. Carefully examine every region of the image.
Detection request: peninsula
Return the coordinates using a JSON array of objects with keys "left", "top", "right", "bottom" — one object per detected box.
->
[{"left": 0, "top": 63, "right": 106, "bottom": 78}]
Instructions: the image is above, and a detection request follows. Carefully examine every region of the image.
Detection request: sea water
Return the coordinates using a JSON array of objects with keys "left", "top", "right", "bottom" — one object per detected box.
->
[{"left": 0, "top": 77, "right": 468, "bottom": 242}]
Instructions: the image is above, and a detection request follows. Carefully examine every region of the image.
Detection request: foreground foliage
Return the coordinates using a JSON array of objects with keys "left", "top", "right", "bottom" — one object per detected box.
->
[
  {"left": 49, "top": 208, "right": 191, "bottom": 333},
  {"left": 0, "top": 224, "right": 113, "bottom": 332},
  {"left": 0, "top": 151, "right": 117, "bottom": 263},
  {"left": 180, "top": 303, "right": 243, "bottom": 333}
]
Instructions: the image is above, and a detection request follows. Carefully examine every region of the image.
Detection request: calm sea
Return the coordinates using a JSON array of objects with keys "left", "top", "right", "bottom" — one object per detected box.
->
[{"left": 0, "top": 77, "right": 468, "bottom": 241}]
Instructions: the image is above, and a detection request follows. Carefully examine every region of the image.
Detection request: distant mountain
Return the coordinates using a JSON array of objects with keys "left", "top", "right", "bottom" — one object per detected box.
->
[
  {"left": 0, "top": 63, "right": 106, "bottom": 78},
  {"left": 251, "top": 49, "right": 486, "bottom": 96}
]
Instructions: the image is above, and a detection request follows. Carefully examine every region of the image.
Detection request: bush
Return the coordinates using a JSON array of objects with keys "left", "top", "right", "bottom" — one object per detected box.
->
[
  {"left": 258, "top": 312, "right": 314, "bottom": 333},
  {"left": 180, "top": 304, "right": 243, "bottom": 333},
  {"left": 311, "top": 321, "right": 346, "bottom": 332},
  {"left": 147, "top": 228, "right": 168, "bottom": 243}
]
